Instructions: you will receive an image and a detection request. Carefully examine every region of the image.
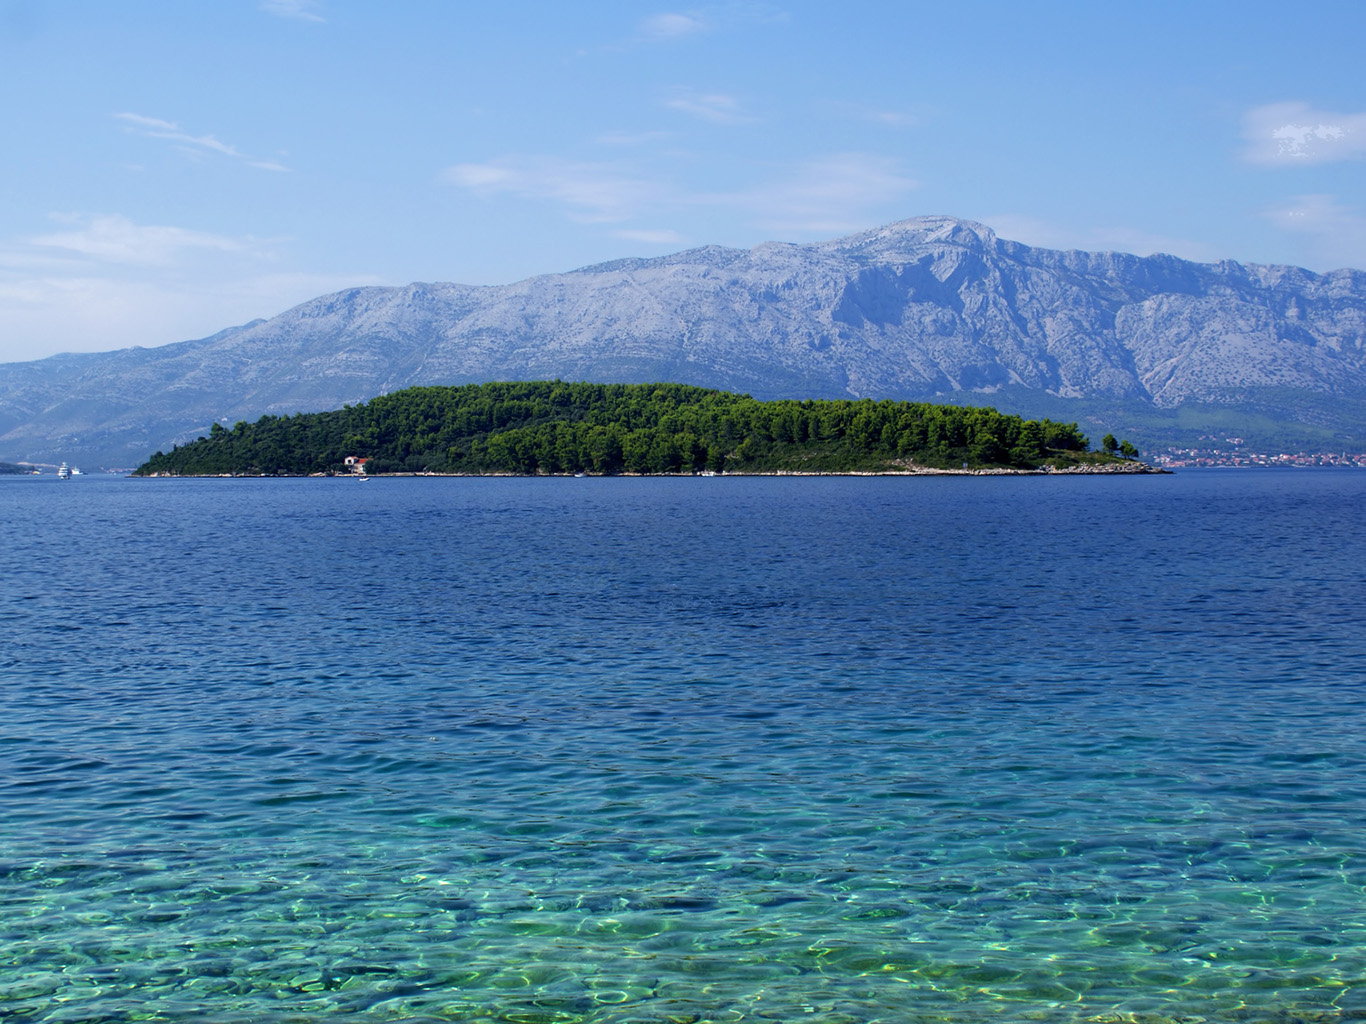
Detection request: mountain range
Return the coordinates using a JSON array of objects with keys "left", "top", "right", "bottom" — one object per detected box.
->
[{"left": 3, "top": 215, "right": 1365, "bottom": 467}]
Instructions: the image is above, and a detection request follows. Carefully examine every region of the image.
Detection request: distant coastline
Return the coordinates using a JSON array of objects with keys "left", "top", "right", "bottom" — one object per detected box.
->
[{"left": 139, "top": 461, "right": 1169, "bottom": 479}]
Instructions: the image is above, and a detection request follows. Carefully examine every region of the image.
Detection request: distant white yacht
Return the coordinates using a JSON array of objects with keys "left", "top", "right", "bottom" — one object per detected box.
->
[{"left": 57, "top": 462, "right": 71, "bottom": 480}]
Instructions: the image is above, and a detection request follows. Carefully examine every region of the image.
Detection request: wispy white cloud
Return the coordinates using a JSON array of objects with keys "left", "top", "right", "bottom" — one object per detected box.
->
[
  {"left": 624, "top": 5, "right": 784, "bottom": 46},
  {"left": 113, "top": 112, "right": 290, "bottom": 171},
  {"left": 260, "top": 0, "right": 325, "bottom": 23},
  {"left": 664, "top": 91, "right": 749, "bottom": 124},
  {"left": 730, "top": 153, "right": 918, "bottom": 233},
  {"left": 639, "top": 12, "right": 708, "bottom": 41},
  {"left": 29, "top": 214, "right": 254, "bottom": 266},
  {"left": 1266, "top": 194, "right": 1366, "bottom": 270},
  {"left": 820, "top": 100, "right": 922, "bottom": 128},
  {"left": 0, "top": 214, "right": 376, "bottom": 362},
  {"left": 612, "top": 228, "right": 687, "bottom": 246},
  {"left": 1243, "top": 102, "right": 1366, "bottom": 166},
  {"left": 443, "top": 158, "right": 666, "bottom": 223},
  {"left": 115, "top": 112, "right": 241, "bottom": 157},
  {"left": 596, "top": 130, "right": 675, "bottom": 147},
  {"left": 861, "top": 110, "right": 917, "bottom": 128},
  {"left": 443, "top": 150, "right": 916, "bottom": 238}
]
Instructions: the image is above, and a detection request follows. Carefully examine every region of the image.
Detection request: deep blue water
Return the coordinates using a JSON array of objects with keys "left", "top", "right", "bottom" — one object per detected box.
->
[{"left": 2, "top": 470, "right": 1365, "bottom": 1024}]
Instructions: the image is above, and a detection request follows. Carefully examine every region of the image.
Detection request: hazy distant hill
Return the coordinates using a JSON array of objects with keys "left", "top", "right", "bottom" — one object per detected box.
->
[{"left": 3, "top": 215, "right": 1364, "bottom": 466}]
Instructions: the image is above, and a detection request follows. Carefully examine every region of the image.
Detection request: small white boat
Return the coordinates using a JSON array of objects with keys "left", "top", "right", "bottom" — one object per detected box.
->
[{"left": 57, "top": 462, "right": 71, "bottom": 480}]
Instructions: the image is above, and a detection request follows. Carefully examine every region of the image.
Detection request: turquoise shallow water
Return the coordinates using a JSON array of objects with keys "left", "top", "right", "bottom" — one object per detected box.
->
[{"left": 2, "top": 471, "right": 1365, "bottom": 1023}]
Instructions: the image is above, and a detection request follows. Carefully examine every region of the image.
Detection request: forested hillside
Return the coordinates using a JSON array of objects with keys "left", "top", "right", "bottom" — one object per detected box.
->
[{"left": 133, "top": 381, "right": 1122, "bottom": 476}]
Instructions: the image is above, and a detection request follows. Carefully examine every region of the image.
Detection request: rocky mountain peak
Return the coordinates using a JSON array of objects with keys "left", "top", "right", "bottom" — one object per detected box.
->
[
  {"left": 822, "top": 216, "right": 1000, "bottom": 258},
  {"left": 1, "top": 216, "right": 1364, "bottom": 466}
]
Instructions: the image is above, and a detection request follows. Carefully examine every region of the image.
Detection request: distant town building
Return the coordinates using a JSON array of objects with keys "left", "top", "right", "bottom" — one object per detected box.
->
[{"left": 1154, "top": 448, "right": 1366, "bottom": 469}]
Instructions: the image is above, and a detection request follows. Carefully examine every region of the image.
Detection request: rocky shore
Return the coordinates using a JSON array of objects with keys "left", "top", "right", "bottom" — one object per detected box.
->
[{"left": 750, "top": 461, "right": 1168, "bottom": 476}]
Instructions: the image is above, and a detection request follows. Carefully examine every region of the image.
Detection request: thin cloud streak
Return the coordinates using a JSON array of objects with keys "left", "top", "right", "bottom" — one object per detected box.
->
[
  {"left": 443, "top": 151, "right": 917, "bottom": 237},
  {"left": 29, "top": 214, "right": 255, "bottom": 266},
  {"left": 596, "top": 130, "right": 675, "bottom": 147},
  {"left": 821, "top": 100, "right": 923, "bottom": 128},
  {"left": 664, "top": 91, "right": 750, "bottom": 124},
  {"left": 113, "top": 112, "right": 290, "bottom": 172},
  {"left": 613, "top": 228, "right": 688, "bottom": 245},
  {"left": 260, "top": 0, "right": 325, "bottom": 23},
  {"left": 622, "top": 5, "right": 785, "bottom": 47},
  {"left": 727, "top": 154, "right": 919, "bottom": 233},
  {"left": 444, "top": 158, "right": 666, "bottom": 224},
  {"left": 638, "top": 12, "right": 708, "bottom": 41}
]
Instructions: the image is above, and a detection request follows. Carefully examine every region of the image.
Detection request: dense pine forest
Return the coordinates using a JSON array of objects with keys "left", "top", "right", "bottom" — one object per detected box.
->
[{"left": 133, "top": 381, "right": 1128, "bottom": 476}]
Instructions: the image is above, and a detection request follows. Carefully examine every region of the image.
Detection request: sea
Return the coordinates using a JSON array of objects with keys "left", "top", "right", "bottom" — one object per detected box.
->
[{"left": 2, "top": 469, "right": 1365, "bottom": 1024}]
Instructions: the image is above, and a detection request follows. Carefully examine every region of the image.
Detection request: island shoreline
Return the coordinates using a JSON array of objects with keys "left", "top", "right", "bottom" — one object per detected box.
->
[{"left": 138, "top": 462, "right": 1169, "bottom": 479}]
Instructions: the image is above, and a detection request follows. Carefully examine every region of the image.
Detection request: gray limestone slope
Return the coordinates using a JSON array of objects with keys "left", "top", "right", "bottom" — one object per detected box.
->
[{"left": 2, "top": 215, "right": 1364, "bottom": 466}]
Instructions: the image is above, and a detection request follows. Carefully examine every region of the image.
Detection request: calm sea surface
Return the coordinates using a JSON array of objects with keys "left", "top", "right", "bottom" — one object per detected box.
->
[{"left": 2, "top": 470, "right": 1365, "bottom": 1024}]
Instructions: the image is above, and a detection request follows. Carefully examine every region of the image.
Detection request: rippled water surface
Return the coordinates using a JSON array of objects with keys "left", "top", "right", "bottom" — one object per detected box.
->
[{"left": 3, "top": 471, "right": 1366, "bottom": 1023}]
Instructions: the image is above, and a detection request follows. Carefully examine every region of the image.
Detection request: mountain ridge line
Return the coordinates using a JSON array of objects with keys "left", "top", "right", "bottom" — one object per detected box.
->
[{"left": 3, "top": 215, "right": 1364, "bottom": 466}]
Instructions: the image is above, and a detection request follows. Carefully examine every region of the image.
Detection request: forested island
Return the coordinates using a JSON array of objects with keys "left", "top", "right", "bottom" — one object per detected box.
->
[{"left": 133, "top": 382, "right": 1147, "bottom": 477}]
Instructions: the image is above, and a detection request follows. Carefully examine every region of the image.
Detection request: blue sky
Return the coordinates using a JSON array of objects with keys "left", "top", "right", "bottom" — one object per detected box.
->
[{"left": 2, "top": 0, "right": 1363, "bottom": 363}]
